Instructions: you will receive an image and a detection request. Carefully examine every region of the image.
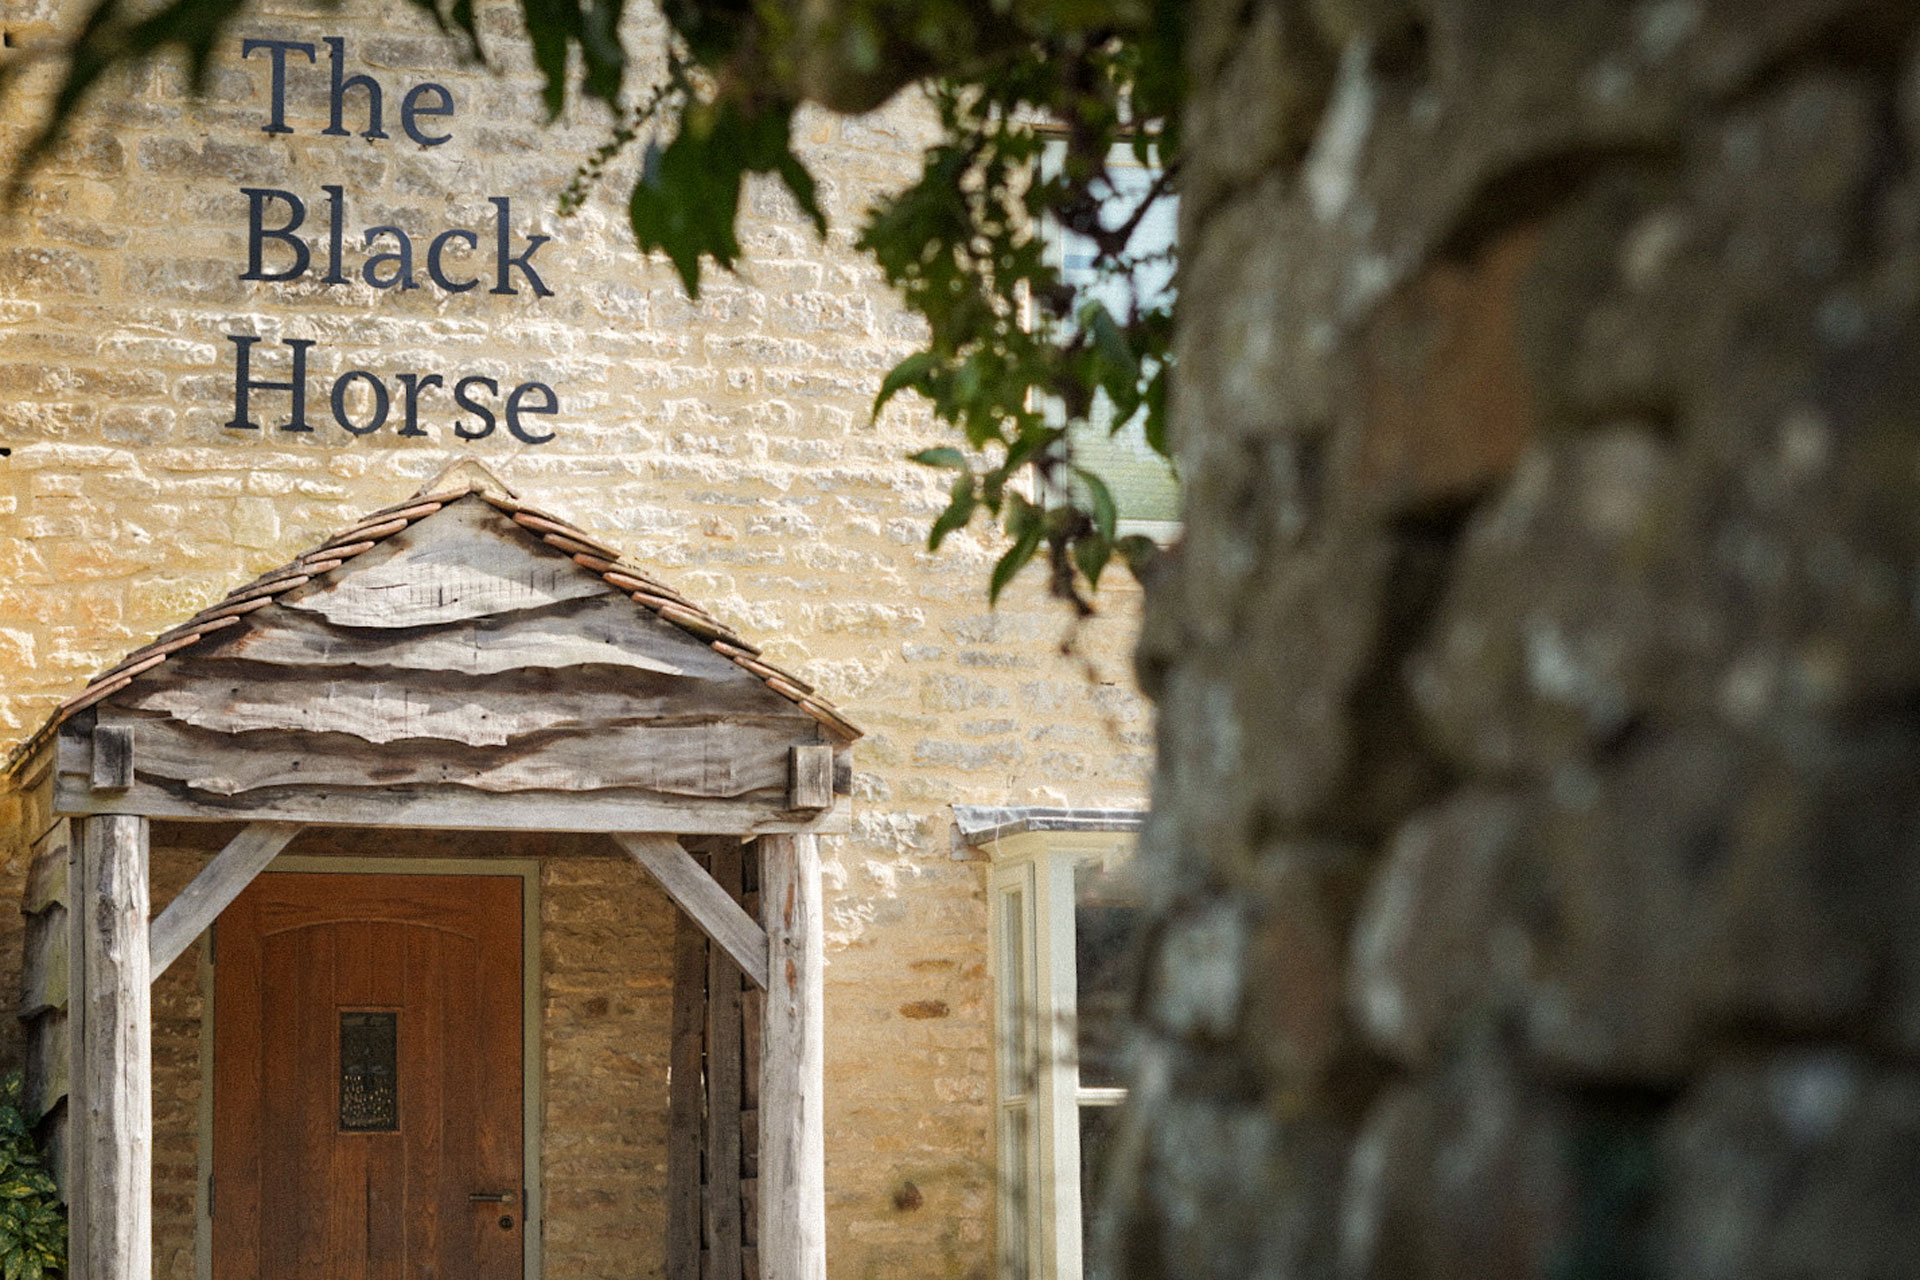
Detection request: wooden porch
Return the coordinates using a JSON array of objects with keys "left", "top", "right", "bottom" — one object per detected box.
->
[{"left": 2, "top": 463, "right": 852, "bottom": 1280}]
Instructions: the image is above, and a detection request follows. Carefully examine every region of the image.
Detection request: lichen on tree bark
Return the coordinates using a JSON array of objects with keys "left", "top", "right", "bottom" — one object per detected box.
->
[{"left": 1114, "top": 2, "right": 1920, "bottom": 1276}]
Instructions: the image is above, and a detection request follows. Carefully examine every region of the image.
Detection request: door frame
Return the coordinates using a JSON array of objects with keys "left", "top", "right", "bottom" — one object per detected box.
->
[{"left": 193, "top": 855, "right": 545, "bottom": 1280}]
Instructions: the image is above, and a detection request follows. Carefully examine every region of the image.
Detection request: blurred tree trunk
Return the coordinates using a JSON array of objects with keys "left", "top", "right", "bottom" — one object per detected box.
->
[{"left": 1115, "top": 1, "right": 1920, "bottom": 1276}]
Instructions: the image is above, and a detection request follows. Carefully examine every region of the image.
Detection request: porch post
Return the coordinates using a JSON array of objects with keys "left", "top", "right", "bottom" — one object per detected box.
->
[
  {"left": 755, "top": 834, "right": 825, "bottom": 1280},
  {"left": 77, "top": 814, "right": 151, "bottom": 1280}
]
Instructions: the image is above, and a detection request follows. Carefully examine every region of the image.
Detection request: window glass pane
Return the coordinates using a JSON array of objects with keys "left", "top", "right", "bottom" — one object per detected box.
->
[
  {"left": 1055, "top": 159, "right": 1176, "bottom": 321},
  {"left": 1049, "top": 143, "right": 1180, "bottom": 526},
  {"left": 1001, "top": 1104, "right": 1031, "bottom": 1280},
  {"left": 998, "top": 885, "right": 1030, "bottom": 1096},
  {"left": 1078, "top": 1102, "right": 1122, "bottom": 1280},
  {"left": 1074, "top": 860, "right": 1140, "bottom": 1089}
]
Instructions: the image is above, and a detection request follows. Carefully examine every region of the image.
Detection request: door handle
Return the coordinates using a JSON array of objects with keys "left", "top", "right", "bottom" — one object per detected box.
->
[{"left": 469, "top": 1192, "right": 516, "bottom": 1205}]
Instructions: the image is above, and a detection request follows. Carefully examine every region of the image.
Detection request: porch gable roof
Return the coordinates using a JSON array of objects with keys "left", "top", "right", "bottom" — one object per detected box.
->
[{"left": 5, "top": 464, "right": 857, "bottom": 834}]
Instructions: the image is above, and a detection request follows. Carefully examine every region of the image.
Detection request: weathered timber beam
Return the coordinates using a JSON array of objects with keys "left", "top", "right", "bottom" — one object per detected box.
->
[
  {"left": 148, "top": 822, "right": 302, "bottom": 979},
  {"left": 704, "top": 845, "right": 746, "bottom": 1280},
  {"left": 613, "top": 833, "right": 770, "bottom": 991},
  {"left": 665, "top": 913, "right": 707, "bottom": 1280},
  {"left": 788, "top": 745, "right": 833, "bottom": 810},
  {"left": 51, "top": 753, "right": 853, "bottom": 836},
  {"left": 79, "top": 814, "right": 151, "bottom": 1280},
  {"left": 756, "top": 833, "right": 826, "bottom": 1280},
  {"left": 89, "top": 726, "right": 134, "bottom": 792}
]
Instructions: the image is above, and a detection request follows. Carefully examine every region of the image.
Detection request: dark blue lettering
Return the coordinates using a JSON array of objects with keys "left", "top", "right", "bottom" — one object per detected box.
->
[
  {"left": 489, "top": 197, "right": 553, "bottom": 297},
  {"left": 240, "top": 188, "right": 309, "bottom": 282},
  {"left": 323, "top": 37, "right": 387, "bottom": 140},
  {"left": 331, "top": 370, "right": 390, "bottom": 436},
  {"left": 322, "top": 184, "right": 349, "bottom": 285},
  {"left": 241, "top": 39, "right": 314, "bottom": 135},
  {"left": 505, "top": 381, "right": 558, "bottom": 444},
  {"left": 427, "top": 228, "right": 478, "bottom": 293},
  {"left": 452, "top": 376, "right": 498, "bottom": 440},
  {"left": 361, "top": 226, "right": 418, "bottom": 290},
  {"left": 396, "top": 373, "right": 441, "bottom": 437},
  {"left": 400, "top": 83, "right": 454, "bottom": 147},
  {"left": 226, "top": 335, "right": 315, "bottom": 432}
]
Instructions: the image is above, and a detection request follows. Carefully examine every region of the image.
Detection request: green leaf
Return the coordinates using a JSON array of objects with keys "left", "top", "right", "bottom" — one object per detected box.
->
[
  {"left": 1073, "top": 533, "right": 1112, "bottom": 590},
  {"left": 776, "top": 150, "right": 828, "bottom": 238},
  {"left": 1075, "top": 467, "right": 1117, "bottom": 541},
  {"left": 874, "top": 353, "right": 937, "bottom": 422},
  {"left": 517, "top": 0, "right": 578, "bottom": 119},
  {"left": 990, "top": 500, "right": 1044, "bottom": 604},
  {"left": 1117, "top": 534, "right": 1159, "bottom": 578},
  {"left": 1083, "top": 301, "right": 1139, "bottom": 391},
  {"left": 927, "top": 475, "right": 976, "bottom": 551},
  {"left": 910, "top": 447, "right": 967, "bottom": 471},
  {"left": 628, "top": 108, "right": 743, "bottom": 296}
]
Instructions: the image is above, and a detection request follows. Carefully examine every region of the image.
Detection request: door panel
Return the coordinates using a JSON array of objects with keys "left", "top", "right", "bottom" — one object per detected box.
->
[{"left": 213, "top": 873, "right": 523, "bottom": 1280}]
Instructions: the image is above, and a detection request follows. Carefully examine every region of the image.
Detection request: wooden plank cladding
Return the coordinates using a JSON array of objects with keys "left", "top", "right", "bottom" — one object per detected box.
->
[
  {"left": 192, "top": 596, "right": 727, "bottom": 679},
  {"left": 62, "top": 714, "right": 811, "bottom": 797},
  {"left": 665, "top": 844, "right": 763, "bottom": 1280},
  {"left": 21, "top": 819, "right": 75, "bottom": 1139},
  {"left": 278, "top": 499, "right": 612, "bottom": 628}
]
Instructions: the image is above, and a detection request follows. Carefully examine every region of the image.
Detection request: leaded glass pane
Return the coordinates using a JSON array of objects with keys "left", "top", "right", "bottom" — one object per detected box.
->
[{"left": 339, "top": 1010, "right": 398, "bottom": 1132}]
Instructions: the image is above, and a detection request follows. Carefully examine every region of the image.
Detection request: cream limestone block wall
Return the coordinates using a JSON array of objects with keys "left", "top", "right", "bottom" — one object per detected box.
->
[{"left": 0, "top": 3, "right": 1153, "bottom": 1278}]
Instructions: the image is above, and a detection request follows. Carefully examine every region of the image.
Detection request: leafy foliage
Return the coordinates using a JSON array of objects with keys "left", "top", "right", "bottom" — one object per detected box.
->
[
  {"left": 0, "top": 1073, "right": 66, "bottom": 1280},
  {"left": 856, "top": 25, "right": 1181, "bottom": 606},
  {"left": 3, "top": 0, "right": 1182, "bottom": 608}
]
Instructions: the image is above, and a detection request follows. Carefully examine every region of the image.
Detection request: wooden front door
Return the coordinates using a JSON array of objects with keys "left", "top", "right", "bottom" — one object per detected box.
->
[{"left": 212, "top": 873, "right": 524, "bottom": 1280}]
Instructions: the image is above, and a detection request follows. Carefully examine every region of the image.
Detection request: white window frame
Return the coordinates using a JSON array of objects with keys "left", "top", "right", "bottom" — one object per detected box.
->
[{"left": 983, "top": 827, "right": 1136, "bottom": 1280}]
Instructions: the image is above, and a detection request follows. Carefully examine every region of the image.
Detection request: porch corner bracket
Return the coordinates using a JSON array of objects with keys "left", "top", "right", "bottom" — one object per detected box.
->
[
  {"left": 148, "top": 821, "right": 304, "bottom": 979},
  {"left": 612, "top": 833, "right": 770, "bottom": 991}
]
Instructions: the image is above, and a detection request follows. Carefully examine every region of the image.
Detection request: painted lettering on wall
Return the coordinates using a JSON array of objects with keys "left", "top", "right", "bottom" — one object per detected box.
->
[{"left": 225, "top": 36, "right": 560, "bottom": 445}]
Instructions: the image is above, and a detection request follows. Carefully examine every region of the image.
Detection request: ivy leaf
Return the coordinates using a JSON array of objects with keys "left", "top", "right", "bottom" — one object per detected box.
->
[
  {"left": 776, "top": 149, "right": 829, "bottom": 238},
  {"left": 1142, "top": 362, "right": 1171, "bottom": 458},
  {"left": 629, "top": 101, "right": 816, "bottom": 296}
]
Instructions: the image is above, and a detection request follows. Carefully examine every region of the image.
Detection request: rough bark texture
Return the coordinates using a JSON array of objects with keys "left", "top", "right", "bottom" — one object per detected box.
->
[{"left": 1116, "top": 1, "right": 1920, "bottom": 1276}]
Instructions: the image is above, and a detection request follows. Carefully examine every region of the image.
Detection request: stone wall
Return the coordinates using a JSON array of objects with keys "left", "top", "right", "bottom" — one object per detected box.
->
[
  {"left": 0, "top": 2, "right": 1154, "bottom": 1277},
  {"left": 1119, "top": 1, "right": 1920, "bottom": 1276}
]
